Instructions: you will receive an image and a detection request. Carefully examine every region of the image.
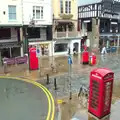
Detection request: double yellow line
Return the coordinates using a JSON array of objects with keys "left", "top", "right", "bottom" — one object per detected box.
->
[{"left": 0, "top": 76, "right": 55, "bottom": 120}]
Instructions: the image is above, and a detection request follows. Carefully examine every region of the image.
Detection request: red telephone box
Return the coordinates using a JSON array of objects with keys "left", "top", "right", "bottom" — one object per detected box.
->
[
  {"left": 82, "top": 51, "right": 89, "bottom": 64},
  {"left": 29, "top": 47, "right": 39, "bottom": 70},
  {"left": 88, "top": 68, "right": 114, "bottom": 119}
]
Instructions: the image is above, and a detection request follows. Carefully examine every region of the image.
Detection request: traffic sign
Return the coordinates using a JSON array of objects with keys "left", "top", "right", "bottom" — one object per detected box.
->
[
  {"left": 36, "top": 45, "right": 41, "bottom": 58},
  {"left": 68, "top": 56, "right": 72, "bottom": 65}
]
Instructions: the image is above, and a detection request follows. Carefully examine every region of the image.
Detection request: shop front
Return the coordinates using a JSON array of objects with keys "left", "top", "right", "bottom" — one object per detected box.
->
[
  {"left": 99, "top": 35, "right": 120, "bottom": 53},
  {"left": 53, "top": 38, "right": 81, "bottom": 56},
  {"left": 29, "top": 41, "right": 52, "bottom": 56}
]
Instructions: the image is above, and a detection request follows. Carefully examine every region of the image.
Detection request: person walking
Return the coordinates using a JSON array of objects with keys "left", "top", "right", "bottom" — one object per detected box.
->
[{"left": 101, "top": 45, "right": 107, "bottom": 55}]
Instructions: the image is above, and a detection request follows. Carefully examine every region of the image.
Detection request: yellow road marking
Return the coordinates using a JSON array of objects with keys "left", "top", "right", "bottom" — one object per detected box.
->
[
  {"left": 57, "top": 99, "right": 63, "bottom": 104},
  {"left": 0, "top": 76, "right": 55, "bottom": 120}
]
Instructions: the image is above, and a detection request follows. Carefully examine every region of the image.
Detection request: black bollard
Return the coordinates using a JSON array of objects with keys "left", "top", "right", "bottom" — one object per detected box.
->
[
  {"left": 46, "top": 74, "right": 50, "bottom": 84},
  {"left": 69, "top": 83, "right": 72, "bottom": 100},
  {"left": 54, "top": 78, "right": 57, "bottom": 90},
  {"left": 69, "top": 91, "right": 72, "bottom": 100}
]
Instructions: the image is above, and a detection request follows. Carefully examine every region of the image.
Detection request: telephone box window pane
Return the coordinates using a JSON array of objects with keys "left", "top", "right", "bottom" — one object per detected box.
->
[
  {"left": 104, "top": 82, "right": 112, "bottom": 112},
  {"left": 91, "top": 80, "right": 100, "bottom": 110}
]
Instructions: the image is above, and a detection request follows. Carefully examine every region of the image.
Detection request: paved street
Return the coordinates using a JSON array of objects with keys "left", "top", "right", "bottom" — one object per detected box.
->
[
  {"left": 0, "top": 53, "right": 120, "bottom": 120},
  {"left": 0, "top": 77, "right": 54, "bottom": 120}
]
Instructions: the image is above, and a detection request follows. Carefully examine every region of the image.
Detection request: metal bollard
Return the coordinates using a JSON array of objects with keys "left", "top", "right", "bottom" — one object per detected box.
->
[
  {"left": 4, "top": 61, "right": 7, "bottom": 74},
  {"left": 46, "top": 74, "right": 50, "bottom": 84},
  {"left": 54, "top": 78, "right": 57, "bottom": 90},
  {"left": 69, "top": 91, "right": 72, "bottom": 100}
]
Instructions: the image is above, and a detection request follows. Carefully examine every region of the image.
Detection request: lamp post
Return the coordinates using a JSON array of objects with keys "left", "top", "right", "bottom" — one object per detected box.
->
[
  {"left": 25, "top": 28, "right": 30, "bottom": 71},
  {"left": 68, "top": 50, "right": 72, "bottom": 100}
]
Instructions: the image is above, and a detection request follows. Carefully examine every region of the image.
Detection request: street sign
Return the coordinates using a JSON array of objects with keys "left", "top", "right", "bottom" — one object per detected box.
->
[
  {"left": 36, "top": 45, "right": 41, "bottom": 58},
  {"left": 68, "top": 56, "right": 72, "bottom": 65}
]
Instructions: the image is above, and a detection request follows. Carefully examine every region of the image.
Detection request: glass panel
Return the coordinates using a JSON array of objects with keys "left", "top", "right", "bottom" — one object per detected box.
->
[
  {"left": 36, "top": 9, "right": 40, "bottom": 19},
  {"left": 65, "top": 1, "right": 68, "bottom": 13},
  {"left": 8, "top": 6, "right": 16, "bottom": 20},
  {"left": 69, "top": 1, "right": 71, "bottom": 13},
  {"left": 60, "top": 0, "right": 63, "bottom": 13},
  {"left": 41, "top": 7, "right": 43, "bottom": 19},
  {"left": 54, "top": 43, "right": 68, "bottom": 52}
]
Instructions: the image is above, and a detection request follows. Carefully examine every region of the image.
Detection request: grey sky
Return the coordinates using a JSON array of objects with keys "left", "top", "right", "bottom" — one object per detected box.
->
[{"left": 78, "top": 0, "right": 101, "bottom": 6}]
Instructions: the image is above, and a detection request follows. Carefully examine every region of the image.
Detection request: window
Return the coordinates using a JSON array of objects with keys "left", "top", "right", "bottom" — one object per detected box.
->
[
  {"left": 65, "top": 1, "right": 68, "bottom": 13},
  {"left": 27, "top": 28, "right": 40, "bottom": 38},
  {"left": 33, "top": 6, "right": 44, "bottom": 19},
  {"left": 8, "top": 5, "right": 16, "bottom": 20},
  {"left": 60, "top": 0, "right": 63, "bottom": 13},
  {"left": 65, "top": 1, "right": 71, "bottom": 14},
  {"left": 0, "top": 28, "right": 11, "bottom": 39},
  {"left": 69, "top": 1, "right": 71, "bottom": 13},
  {"left": 54, "top": 43, "right": 68, "bottom": 52}
]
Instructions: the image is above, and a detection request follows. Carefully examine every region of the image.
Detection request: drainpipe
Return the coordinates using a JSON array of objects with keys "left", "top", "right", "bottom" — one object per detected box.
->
[
  {"left": 66, "top": 25, "right": 68, "bottom": 37},
  {"left": 0, "top": 50, "right": 2, "bottom": 66}
]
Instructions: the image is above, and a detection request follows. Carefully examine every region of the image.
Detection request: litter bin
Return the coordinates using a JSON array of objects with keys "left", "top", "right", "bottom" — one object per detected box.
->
[{"left": 89, "top": 54, "right": 96, "bottom": 66}]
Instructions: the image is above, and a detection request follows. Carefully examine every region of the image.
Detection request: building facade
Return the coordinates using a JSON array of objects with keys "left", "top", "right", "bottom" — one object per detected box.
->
[
  {"left": 22, "top": 0, "right": 53, "bottom": 56},
  {"left": 78, "top": 0, "right": 120, "bottom": 52},
  {"left": 0, "top": 0, "right": 23, "bottom": 65},
  {"left": 52, "top": 0, "right": 81, "bottom": 56}
]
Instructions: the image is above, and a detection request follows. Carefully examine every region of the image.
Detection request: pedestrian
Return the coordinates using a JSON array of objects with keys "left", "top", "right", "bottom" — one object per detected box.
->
[
  {"left": 101, "top": 45, "right": 107, "bottom": 55},
  {"left": 73, "top": 48, "right": 76, "bottom": 55}
]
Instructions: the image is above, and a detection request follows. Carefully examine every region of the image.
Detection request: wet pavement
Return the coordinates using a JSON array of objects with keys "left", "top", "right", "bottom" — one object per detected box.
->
[
  {"left": 0, "top": 53, "right": 120, "bottom": 120},
  {"left": 0, "top": 78, "right": 49, "bottom": 120}
]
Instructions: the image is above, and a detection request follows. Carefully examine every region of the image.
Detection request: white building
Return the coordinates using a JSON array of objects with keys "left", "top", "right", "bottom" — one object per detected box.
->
[
  {"left": 0, "top": 0, "right": 23, "bottom": 64},
  {"left": 22, "top": 0, "right": 53, "bottom": 56}
]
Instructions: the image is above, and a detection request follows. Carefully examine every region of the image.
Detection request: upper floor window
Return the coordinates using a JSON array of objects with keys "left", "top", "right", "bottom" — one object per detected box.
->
[
  {"left": 60, "top": 0, "right": 63, "bottom": 13},
  {"left": 8, "top": 5, "right": 16, "bottom": 20},
  {"left": 33, "top": 6, "right": 44, "bottom": 20},
  {"left": 65, "top": 1, "right": 71, "bottom": 14}
]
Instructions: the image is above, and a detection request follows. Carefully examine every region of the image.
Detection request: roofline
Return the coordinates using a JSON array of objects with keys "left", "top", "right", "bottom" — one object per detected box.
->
[{"left": 78, "top": 2, "right": 102, "bottom": 7}]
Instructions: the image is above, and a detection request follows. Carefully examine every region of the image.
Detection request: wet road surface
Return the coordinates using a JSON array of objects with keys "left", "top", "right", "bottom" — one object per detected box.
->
[{"left": 0, "top": 78, "right": 50, "bottom": 120}]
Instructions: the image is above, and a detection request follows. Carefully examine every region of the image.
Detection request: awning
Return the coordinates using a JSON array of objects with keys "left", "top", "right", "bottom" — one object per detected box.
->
[
  {"left": 56, "top": 20, "right": 73, "bottom": 24},
  {"left": 0, "top": 42, "right": 21, "bottom": 49}
]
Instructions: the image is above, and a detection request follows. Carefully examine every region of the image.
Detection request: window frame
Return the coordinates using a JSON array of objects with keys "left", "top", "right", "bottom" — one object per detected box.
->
[
  {"left": 65, "top": 0, "right": 71, "bottom": 14},
  {"left": 60, "top": 0, "right": 63, "bottom": 13},
  {"left": 33, "top": 6, "right": 44, "bottom": 20},
  {"left": 8, "top": 5, "right": 16, "bottom": 20}
]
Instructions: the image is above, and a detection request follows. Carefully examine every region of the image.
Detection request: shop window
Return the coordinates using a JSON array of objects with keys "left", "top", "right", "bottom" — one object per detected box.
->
[
  {"left": 54, "top": 43, "right": 68, "bottom": 52},
  {"left": 11, "top": 47, "right": 20, "bottom": 57}
]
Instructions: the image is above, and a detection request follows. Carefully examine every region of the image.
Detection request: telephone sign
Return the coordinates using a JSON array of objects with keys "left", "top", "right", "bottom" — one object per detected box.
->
[
  {"left": 36, "top": 45, "right": 41, "bottom": 58},
  {"left": 68, "top": 56, "right": 72, "bottom": 65}
]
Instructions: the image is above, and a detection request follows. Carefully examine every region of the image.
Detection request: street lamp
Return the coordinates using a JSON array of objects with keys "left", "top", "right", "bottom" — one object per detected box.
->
[
  {"left": 68, "top": 51, "right": 72, "bottom": 100},
  {"left": 25, "top": 29, "right": 30, "bottom": 71}
]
